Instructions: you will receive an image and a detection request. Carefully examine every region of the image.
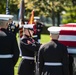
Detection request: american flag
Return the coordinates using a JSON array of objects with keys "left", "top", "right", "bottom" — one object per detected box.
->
[
  {"left": 58, "top": 24, "right": 76, "bottom": 54},
  {"left": 60, "top": 23, "right": 76, "bottom": 27},
  {"left": 59, "top": 29, "right": 76, "bottom": 47}
]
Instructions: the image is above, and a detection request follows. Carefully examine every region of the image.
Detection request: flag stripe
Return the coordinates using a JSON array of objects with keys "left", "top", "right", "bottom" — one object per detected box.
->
[
  {"left": 61, "top": 25, "right": 76, "bottom": 27},
  {"left": 20, "top": 30, "right": 23, "bottom": 33},
  {"left": 60, "top": 30, "right": 76, "bottom": 35},
  {"left": 19, "top": 27, "right": 23, "bottom": 38},
  {"left": 59, "top": 30, "right": 76, "bottom": 47},
  {"left": 67, "top": 47, "right": 76, "bottom": 53},
  {"left": 59, "top": 24, "right": 76, "bottom": 52},
  {"left": 59, "top": 35, "right": 76, "bottom": 41},
  {"left": 59, "top": 41, "right": 76, "bottom": 47}
]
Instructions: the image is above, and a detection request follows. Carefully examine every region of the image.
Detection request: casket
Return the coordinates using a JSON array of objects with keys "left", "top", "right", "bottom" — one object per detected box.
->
[
  {"left": 59, "top": 29, "right": 76, "bottom": 47},
  {"left": 58, "top": 24, "right": 76, "bottom": 54},
  {"left": 61, "top": 23, "right": 76, "bottom": 27}
]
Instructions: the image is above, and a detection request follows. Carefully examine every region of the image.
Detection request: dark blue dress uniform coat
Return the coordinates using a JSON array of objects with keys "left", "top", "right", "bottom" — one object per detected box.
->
[
  {"left": 36, "top": 22, "right": 43, "bottom": 39},
  {"left": 0, "top": 28, "right": 19, "bottom": 75},
  {"left": 18, "top": 35, "right": 41, "bottom": 75},
  {"left": 38, "top": 40, "right": 69, "bottom": 75},
  {"left": 7, "top": 23, "right": 19, "bottom": 36}
]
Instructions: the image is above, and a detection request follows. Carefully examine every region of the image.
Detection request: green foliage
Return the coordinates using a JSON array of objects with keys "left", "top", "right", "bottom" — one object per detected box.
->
[
  {"left": 25, "top": 0, "right": 74, "bottom": 26},
  {"left": 9, "top": 4, "right": 18, "bottom": 14},
  {"left": 0, "top": 0, "right": 74, "bottom": 16},
  {"left": 61, "top": 6, "right": 76, "bottom": 23},
  {"left": 0, "top": 0, "right": 6, "bottom": 14},
  {"left": 0, "top": 0, "right": 19, "bottom": 14}
]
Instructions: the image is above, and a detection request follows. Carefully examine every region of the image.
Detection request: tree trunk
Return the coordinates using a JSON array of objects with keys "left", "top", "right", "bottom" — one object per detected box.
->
[
  {"left": 57, "top": 11, "right": 60, "bottom": 26},
  {"left": 52, "top": 8, "right": 55, "bottom": 26},
  {"left": 51, "top": 1, "right": 55, "bottom": 26}
]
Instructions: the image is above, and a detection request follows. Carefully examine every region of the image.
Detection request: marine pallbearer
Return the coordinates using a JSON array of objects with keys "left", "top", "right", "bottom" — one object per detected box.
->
[{"left": 38, "top": 26, "right": 69, "bottom": 75}]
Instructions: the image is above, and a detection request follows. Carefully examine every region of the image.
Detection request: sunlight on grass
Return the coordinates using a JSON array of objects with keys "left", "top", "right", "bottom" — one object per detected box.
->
[
  {"left": 41, "top": 34, "right": 50, "bottom": 44},
  {"left": 14, "top": 57, "right": 22, "bottom": 75}
]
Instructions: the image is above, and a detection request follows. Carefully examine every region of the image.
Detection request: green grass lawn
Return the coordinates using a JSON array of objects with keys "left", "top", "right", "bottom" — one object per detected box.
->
[
  {"left": 14, "top": 34, "right": 50, "bottom": 75},
  {"left": 41, "top": 34, "right": 50, "bottom": 44}
]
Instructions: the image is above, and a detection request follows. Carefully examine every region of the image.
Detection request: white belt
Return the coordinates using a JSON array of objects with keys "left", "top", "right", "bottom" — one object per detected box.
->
[
  {"left": 33, "top": 35, "right": 38, "bottom": 38},
  {"left": 44, "top": 62, "right": 62, "bottom": 66},
  {"left": 0, "top": 54, "right": 13, "bottom": 58},
  {"left": 22, "top": 56, "right": 34, "bottom": 60}
]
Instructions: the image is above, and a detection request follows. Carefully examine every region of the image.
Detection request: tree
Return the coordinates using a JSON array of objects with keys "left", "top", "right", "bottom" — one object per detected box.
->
[
  {"left": 0, "top": 0, "right": 19, "bottom": 14},
  {"left": 72, "top": 0, "right": 76, "bottom": 6},
  {"left": 61, "top": 6, "right": 76, "bottom": 23},
  {"left": 25, "top": 0, "right": 73, "bottom": 26},
  {"left": 0, "top": 0, "right": 76, "bottom": 25},
  {"left": 0, "top": 0, "right": 7, "bottom": 14}
]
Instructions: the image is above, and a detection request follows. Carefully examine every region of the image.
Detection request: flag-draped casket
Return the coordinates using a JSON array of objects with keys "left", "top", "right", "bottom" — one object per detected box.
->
[
  {"left": 58, "top": 24, "right": 76, "bottom": 54},
  {"left": 59, "top": 29, "right": 76, "bottom": 47}
]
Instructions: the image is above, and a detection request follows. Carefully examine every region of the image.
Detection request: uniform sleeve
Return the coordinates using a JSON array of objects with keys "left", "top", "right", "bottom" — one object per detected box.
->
[
  {"left": 12, "top": 36, "right": 19, "bottom": 66},
  {"left": 38, "top": 45, "right": 44, "bottom": 75},
  {"left": 20, "top": 40, "right": 41, "bottom": 52},
  {"left": 62, "top": 46, "right": 69, "bottom": 75}
]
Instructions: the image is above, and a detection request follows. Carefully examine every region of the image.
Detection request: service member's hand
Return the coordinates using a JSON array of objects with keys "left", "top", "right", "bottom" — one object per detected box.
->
[{"left": 27, "top": 40, "right": 32, "bottom": 44}]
